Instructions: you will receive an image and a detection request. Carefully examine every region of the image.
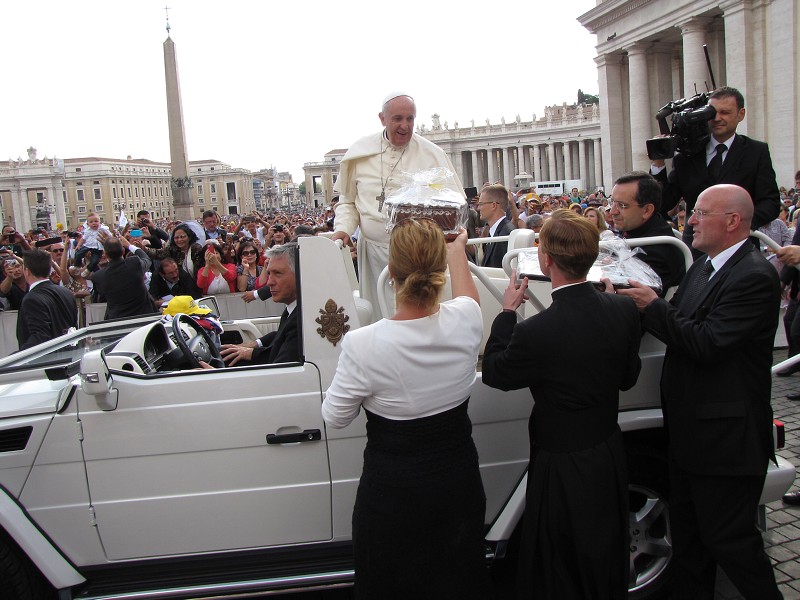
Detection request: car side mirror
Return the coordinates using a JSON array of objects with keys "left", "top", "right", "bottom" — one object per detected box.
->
[{"left": 80, "top": 349, "right": 118, "bottom": 410}]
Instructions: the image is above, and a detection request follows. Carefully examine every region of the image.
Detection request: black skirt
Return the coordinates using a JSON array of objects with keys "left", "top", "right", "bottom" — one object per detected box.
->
[
  {"left": 352, "top": 401, "right": 491, "bottom": 600},
  {"left": 516, "top": 426, "right": 629, "bottom": 600}
]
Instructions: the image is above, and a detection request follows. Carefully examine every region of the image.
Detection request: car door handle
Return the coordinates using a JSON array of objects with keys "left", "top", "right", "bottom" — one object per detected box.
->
[{"left": 266, "top": 429, "right": 321, "bottom": 444}]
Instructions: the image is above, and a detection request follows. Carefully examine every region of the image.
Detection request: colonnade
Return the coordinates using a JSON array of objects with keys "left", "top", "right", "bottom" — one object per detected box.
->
[{"left": 453, "top": 137, "right": 604, "bottom": 192}]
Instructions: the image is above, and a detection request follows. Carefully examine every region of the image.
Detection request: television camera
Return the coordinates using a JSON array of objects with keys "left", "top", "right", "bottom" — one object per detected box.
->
[{"left": 646, "top": 45, "right": 718, "bottom": 160}]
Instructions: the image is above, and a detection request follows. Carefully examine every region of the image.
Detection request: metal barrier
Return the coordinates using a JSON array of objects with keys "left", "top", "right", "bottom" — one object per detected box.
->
[{"left": 85, "top": 293, "right": 284, "bottom": 324}]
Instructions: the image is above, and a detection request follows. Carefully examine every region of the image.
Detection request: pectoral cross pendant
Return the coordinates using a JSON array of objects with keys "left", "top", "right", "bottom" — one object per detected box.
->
[{"left": 377, "top": 192, "right": 385, "bottom": 212}]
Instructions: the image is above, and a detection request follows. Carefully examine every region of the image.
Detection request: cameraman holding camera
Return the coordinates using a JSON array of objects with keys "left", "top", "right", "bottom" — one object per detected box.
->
[{"left": 651, "top": 86, "right": 779, "bottom": 256}]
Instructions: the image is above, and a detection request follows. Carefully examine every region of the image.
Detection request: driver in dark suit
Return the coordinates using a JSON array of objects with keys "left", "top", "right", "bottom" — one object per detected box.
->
[
  {"left": 220, "top": 243, "right": 299, "bottom": 366},
  {"left": 651, "top": 86, "right": 779, "bottom": 256},
  {"left": 616, "top": 184, "right": 782, "bottom": 599}
]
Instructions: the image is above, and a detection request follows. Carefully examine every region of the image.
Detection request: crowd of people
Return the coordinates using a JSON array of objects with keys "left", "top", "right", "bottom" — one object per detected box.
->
[{"left": 0, "top": 206, "right": 339, "bottom": 317}]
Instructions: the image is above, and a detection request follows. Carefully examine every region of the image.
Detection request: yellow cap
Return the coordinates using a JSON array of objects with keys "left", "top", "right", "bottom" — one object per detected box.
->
[{"left": 162, "top": 296, "right": 212, "bottom": 316}]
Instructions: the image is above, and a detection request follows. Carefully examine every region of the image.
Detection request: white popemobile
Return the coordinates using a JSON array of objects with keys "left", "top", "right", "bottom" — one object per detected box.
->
[{"left": 0, "top": 232, "right": 793, "bottom": 599}]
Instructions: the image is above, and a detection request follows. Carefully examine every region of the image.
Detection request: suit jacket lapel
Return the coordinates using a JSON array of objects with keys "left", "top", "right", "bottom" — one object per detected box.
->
[
  {"left": 682, "top": 243, "right": 752, "bottom": 314},
  {"left": 482, "top": 217, "right": 505, "bottom": 266}
]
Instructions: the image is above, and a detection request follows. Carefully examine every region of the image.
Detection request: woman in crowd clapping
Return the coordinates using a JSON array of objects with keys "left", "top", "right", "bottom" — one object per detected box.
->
[
  {"left": 322, "top": 221, "right": 489, "bottom": 599},
  {"left": 197, "top": 241, "right": 236, "bottom": 294}
]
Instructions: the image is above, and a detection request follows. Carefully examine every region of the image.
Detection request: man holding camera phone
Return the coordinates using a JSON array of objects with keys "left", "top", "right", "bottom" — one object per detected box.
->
[
  {"left": 136, "top": 210, "right": 169, "bottom": 250},
  {"left": 651, "top": 86, "right": 779, "bottom": 255},
  {"left": 1, "top": 225, "right": 32, "bottom": 256}
]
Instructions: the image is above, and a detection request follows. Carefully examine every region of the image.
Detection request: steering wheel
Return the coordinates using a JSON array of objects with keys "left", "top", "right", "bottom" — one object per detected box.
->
[{"left": 171, "top": 313, "right": 224, "bottom": 369}]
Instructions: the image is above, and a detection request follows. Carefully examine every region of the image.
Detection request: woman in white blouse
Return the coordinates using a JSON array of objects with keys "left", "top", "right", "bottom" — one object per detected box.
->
[{"left": 322, "top": 219, "right": 488, "bottom": 599}]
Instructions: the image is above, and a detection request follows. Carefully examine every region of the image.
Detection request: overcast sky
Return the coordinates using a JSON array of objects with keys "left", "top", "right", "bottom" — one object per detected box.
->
[{"left": 1, "top": 0, "right": 598, "bottom": 182}]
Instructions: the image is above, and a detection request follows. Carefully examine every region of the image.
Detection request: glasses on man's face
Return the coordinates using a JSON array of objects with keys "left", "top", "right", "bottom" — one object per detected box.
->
[
  {"left": 690, "top": 209, "right": 736, "bottom": 221},
  {"left": 476, "top": 201, "right": 496, "bottom": 207},
  {"left": 609, "top": 200, "right": 640, "bottom": 211},
  {"left": 50, "top": 248, "right": 65, "bottom": 253}
]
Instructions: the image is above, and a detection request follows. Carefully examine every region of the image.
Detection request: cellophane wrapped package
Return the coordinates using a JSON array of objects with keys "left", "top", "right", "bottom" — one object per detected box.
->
[{"left": 384, "top": 168, "right": 467, "bottom": 240}]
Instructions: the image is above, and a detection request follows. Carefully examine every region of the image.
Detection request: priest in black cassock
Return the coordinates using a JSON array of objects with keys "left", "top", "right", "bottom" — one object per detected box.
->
[{"left": 482, "top": 209, "right": 642, "bottom": 599}]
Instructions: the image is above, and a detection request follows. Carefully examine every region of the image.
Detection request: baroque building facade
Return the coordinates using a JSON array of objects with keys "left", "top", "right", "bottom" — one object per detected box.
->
[
  {"left": 0, "top": 149, "right": 258, "bottom": 232},
  {"left": 419, "top": 108, "right": 603, "bottom": 192},
  {"left": 579, "top": 0, "right": 799, "bottom": 188}
]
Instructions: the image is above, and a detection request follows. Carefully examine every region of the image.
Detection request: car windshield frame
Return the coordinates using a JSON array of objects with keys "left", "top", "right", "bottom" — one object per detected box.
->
[{"left": 0, "top": 314, "right": 161, "bottom": 376}]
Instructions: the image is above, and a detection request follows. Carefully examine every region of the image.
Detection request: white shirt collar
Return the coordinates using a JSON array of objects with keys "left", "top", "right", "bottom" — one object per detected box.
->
[
  {"left": 28, "top": 278, "right": 48, "bottom": 291},
  {"left": 489, "top": 216, "right": 505, "bottom": 237},
  {"left": 706, "top": 134, "right": 735, "bottom": 162},
  {"left": 286, "top": 300, "right": 297, "bottom": 315},
  {"left": 707, "top": 238, "right": 748, "bottom": 278},
  {"left": 551, "top": 281, "right": 585, "bottom": 293}
]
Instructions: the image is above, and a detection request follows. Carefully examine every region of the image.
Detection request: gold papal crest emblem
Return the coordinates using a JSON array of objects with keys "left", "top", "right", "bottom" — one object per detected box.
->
[{"left": 315, "top": 299, "right": 350, "bottom": 346}]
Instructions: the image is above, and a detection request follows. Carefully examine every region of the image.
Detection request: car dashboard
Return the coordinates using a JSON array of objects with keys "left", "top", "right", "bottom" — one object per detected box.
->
[{"left": 105, "top": 322, "right": 178, "bottom": 374}]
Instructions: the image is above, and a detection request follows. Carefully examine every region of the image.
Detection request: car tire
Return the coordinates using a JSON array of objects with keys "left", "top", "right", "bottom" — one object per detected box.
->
[
  {"left": 0, "top": 533, "right": 52, "bottom": 600},
  {"left": 627, "top": 451, "right": 673, "bottom": 600}
]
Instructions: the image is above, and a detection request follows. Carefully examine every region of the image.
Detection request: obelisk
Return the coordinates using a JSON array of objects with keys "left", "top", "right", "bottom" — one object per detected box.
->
[{"left": 163, "top": 23, "right": 195, "bottom": 221}]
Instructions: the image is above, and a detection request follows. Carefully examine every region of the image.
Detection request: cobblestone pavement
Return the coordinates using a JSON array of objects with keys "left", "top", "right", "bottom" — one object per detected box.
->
[{"left": 714, "top": 349, "right": 800, "bottom": 599}]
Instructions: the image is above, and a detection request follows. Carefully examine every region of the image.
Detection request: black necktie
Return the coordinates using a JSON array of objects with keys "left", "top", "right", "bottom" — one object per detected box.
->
[
  {"left": 707, "top": 143, "right": 726, "bottom": 181},
  {"left": 682, "top": 260, "right": 714, "bottom": 308}
]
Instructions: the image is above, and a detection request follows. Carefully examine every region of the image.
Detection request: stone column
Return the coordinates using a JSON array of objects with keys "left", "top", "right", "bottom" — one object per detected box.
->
[
  {"left": 627, "top": 43, "right": 653, "bottom": 171},
  {"left": 505, "top": 147, "right": 516, "bottom": 188},
  {"left": 533, "top": 145, "right": 541, "bottom": 181},
  {"left": 578, "top": 140, "right": 587, "bottom": 188},
  {"left": 11, "top": 186, "right": 31, "bottom": 233},
  {"left": 487, "top": 148, "right": 497, "bottom": 183},
  {"left": 672, "top": 56, "right": 684, "bottom": 100},
  {"left": 720, "top": 0, "right": 757, "bottom": 136},
  {"left": 594, "top": 139, "right": 604, "bottom": 191},
  {"left": 678, "top": 17, "right": 713, "bottom": 98},
  {"left": 563, "top": 142, "right": 573, "bottom": 181},
  {"left": 595, "top": 52, "right": 627, "bottom": 193},
  {"left": 471, "top": 151, "right": 480, "bottom": 187},
  {"left": 651, "top": 43, "right": 676, "bottom": 123},
  {"left": 547, "top": 143, "right": 557, "bottom": 181},
  {"left": 461, "top": 152, "right": 471, "bottom": 187},
  {"left": 517, "top": 145, "right": 526, "bottom": 176},
  {"left": 450, "top": 151, "right": 464, "bottom": 184},
  {"left": 523, "top": 146, "right": 532, "bottom": 175}
]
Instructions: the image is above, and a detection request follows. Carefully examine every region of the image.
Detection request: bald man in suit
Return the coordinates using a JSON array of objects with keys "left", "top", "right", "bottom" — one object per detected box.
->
[{"left": 617, "top": 184, "right": 782, "bottom": 599}]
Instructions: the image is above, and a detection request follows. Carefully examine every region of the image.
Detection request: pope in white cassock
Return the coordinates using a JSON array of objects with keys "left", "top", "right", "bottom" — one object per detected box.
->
[{"left": 331, "top": 93, "right": 465, "bottom": 319}]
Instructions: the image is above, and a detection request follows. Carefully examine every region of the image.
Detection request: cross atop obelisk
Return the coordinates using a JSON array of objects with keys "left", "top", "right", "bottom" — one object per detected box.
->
[
  {"left": 163, "top": 17, "right": 195, "bottom": 221},
  {"left": 164, "top": 5, "right": 171, "bottom": 36}
]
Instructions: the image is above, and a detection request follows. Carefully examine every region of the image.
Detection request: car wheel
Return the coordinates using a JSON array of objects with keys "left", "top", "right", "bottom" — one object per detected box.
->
[
  {"left": 0, "top": 535, "right": 52, "bottom": 600},
  {"left": 628, "top": 482, "right": 672, "bottom": 597},
  {"left": 627, "top": 444, "right": 672, "bottom": 600}
]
